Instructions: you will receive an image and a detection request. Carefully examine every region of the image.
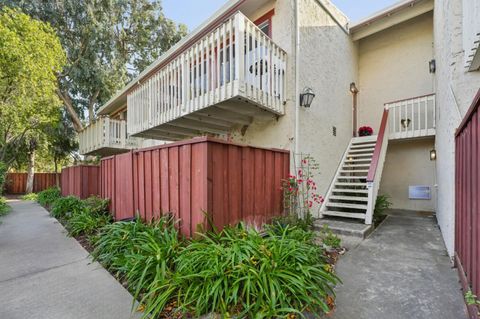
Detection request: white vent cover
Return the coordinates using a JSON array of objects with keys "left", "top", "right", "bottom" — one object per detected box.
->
[{"left": 409, "top": 185, "right": 431, "bottom": 200}]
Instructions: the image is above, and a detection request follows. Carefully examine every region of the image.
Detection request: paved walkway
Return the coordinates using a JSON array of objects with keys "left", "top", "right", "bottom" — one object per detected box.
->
[
  {"left": 0, "top": 200, "right": 138, "bottom": 319},
  {"left": 331, "top": 211, "right": 468, "bottom": 319}
]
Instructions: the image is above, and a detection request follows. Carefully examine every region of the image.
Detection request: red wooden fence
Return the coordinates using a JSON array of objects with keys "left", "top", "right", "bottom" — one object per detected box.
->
[
  {"left": 4, "top": 173, "right": 60, "bottom": 194},
  {"left": 100, "top": 137, "right": 290, "bottom": 237},
  {"left": 455, "top": 89, "right": 480, "bottom": 319},
  {"left": 61, "top": 165, "right": 100, "bottom": 199}
]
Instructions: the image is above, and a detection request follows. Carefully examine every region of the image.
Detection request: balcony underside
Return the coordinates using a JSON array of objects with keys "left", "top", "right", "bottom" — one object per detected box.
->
[
  {"left": 389, "top": 128, "right": 435, "bottom": 140},
  {"left": 131, "top": 95, "right": 280, "bottom": 141},
  {"left": 83, "top": 146, "right": 134, "bottom": 157}
]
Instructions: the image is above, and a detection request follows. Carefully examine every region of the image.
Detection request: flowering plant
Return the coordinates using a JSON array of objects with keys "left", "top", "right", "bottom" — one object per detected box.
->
[
  {"left": 358, "top": 126, "right": 373, "bottom": 136},
  {"left": 282, "top": 154, "right": 324, "bottom": 220}
]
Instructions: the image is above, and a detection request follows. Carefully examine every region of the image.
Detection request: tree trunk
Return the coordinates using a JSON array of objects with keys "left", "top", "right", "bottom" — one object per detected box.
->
[
  {"left": 54, "top": 157, "right": 60, "bottom": 187},
  {"left": 26, "top": 148, "right": 35, "bottom": 194},
  {"left": 56, "top": 89, "right": 84, "bottom": 132},
  {"left": 88, "top": 90, "right": 100, "bottom": 124}
]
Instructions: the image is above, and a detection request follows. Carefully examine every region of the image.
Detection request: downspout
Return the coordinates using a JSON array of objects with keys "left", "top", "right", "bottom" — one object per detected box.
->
[{"left": 294, "top": 0, "right": 300, "bottom": 156}]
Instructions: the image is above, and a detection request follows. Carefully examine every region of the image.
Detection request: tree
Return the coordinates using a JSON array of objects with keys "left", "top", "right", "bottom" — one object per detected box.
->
[
  {"left": 1, "top": 0, "right": 188, "bottom": 131},
  {"left": 0, "top": 7, "right": 66, "bottom": 191}
]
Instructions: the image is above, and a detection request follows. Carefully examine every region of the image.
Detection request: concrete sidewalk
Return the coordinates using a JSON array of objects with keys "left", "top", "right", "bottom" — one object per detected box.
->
[
  {"left": 330, "top": 211, "right": 468, "bottom": 319},
  {"left": 0, "top": 200, "right": 139, "bottom": 319}
]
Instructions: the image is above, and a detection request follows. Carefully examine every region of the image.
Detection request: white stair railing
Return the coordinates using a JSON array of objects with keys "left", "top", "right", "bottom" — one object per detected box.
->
[
  {"left": 365, "top": 108, "right": 390, "bottom": 224},
  {"left": 386, "top": 94, "right": 435, "bottom": 139}
]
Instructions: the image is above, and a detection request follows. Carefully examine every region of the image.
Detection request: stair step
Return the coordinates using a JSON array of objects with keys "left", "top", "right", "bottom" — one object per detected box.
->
[
  {"left": 326, "top": 202, "right": 368, "bottom": 210},
  {"left": 346, "top": 154, "right": 373, "bottom": 159},
  {"left": 335, "top": 182, "right": 366, "bottom": 187},
  {"left": 352, "top": 136, "right": 378, "bottom": 143},
  {"left": 337, "top": 176, "right": 367, "bottom": 181},
  {"left": 350, "top": 144, "right": 376, "bottom": 150},
  {"left": 329, "top": 195, "right": 368, "bottom": 202},
  {"left": 332, "top": 188, "right": 368, "bottom": 194},
  {"left": 340, "top": 169, "right": 369, "bottom": 173},
  {"left": 345, "top": 159, "right": 372, "bottom": 163},
  {"left": 343, "top": 164, "right": 371, "bottom": 168},
  {"left": 322, "top": 211, "right": 366, "bottom": 220},
  {"left": 349, "top": 149, "right": 374, "bottom": 154}
]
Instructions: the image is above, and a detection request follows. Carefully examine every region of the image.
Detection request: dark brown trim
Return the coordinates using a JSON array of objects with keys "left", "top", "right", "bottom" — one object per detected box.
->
[
  {"left": 367, "top": 108, "right": 389, "bottom": 182},
  {"left": 254, "top": 9, "right": 275, "bottom": 37}
]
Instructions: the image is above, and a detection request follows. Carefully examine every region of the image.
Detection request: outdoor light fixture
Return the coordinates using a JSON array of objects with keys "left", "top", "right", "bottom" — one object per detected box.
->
[
  {"left": 350, "top": 82, "right": 359, "bottom": 94},
  {"left": 300, "top": 87, "right": 315, "bottom": 107},
  {"left": 430, "top": 149, "right": 437, "bottom": 161},
  {"left": 429, "top": 59, "right": 436, "bottom": 73}
]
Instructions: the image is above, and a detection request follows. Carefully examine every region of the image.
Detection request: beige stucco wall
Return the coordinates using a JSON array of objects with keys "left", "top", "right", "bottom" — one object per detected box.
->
[
  {"left": 228, "top": 0, "right": 358, "bottom": 209},
  {"left": 434, "top": 0, "right": 480, "bottom": 256},
  {"left": 380, "top": 138, "right": 436, "bottom": 212},
  {"left": 357, "top": 12, "right": 435, "bottom": 132}
]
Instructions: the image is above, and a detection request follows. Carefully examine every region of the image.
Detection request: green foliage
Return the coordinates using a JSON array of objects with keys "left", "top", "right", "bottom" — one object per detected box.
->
[
  {"left": 0, "top": 196, "right": 9, "bottom": 216},
  {"left": 271, "top": 212, "right": 314, "bottom": 231},
  {"left": 92, "top": 219, "right": 153, "bottom": 274},
  {"left": 465, "top": 290, "right": 480, "bottom": 307},
  {"left": 21, "top": 193, "right": 38, "bottom": 201},
  {"left": 4, "top": 0, "right": 188, "bottom": 130},
  {"left": 67, "top": 209, "right": 112, "bottom": 237},
  {"left": 50, "top": 195, "right": 84, "bottom": 220},
  {"left": 0, "top": 7, "right": 65, "bottom": 166},
  {"left": 37, "top": 187, "right": 61, "bottom": 207},
  {"left": 318, "top": 225, "right": 341, "bottom": 249},
  {"left": 83, "top": 196, "right": 109, "bottom": 215},
  {"left": 374, "top": 194, "right": 392, "bottom": 225},
  {"left": 140, "top": 223, "right": 338, "bottom": 318}
]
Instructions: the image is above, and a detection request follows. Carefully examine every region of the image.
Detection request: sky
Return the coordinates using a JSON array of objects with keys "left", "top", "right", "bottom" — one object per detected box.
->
[{"left": 162, "top": 0, "right": 402, "bottom": 31}]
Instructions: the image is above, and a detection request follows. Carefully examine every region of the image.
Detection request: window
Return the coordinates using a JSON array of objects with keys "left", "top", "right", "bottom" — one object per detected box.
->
[{"left": 254, "top": 9, "right": 274, "bottom": 37}]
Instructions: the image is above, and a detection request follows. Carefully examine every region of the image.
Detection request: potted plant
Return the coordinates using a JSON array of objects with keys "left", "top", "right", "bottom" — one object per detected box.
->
[{"left": 358, "top": 126, "right": 373, "bottom": 136}]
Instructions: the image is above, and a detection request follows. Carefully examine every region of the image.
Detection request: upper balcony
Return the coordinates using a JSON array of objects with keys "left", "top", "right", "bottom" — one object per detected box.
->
[
  {"left": 127, "top": 12, "right": 287, "bottom": 140},
  {"left": 385, "top": 94, "right": 436, "bottom": 140},
  {"left": 78, "top": 117, "right": 142, "bottom": 156}
]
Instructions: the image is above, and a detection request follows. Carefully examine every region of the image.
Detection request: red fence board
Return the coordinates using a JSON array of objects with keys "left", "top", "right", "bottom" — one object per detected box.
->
[
  {"left": 97, "top": 137, "right": 289, "bottom": 237},
  {"left": 4, "top": 173, "right": 60, "bottom": 194},
  {"left": 455, "top": 89, "right": 480, "bottom": 319},
  {"left": 61, "top": 165, "right": 100, "bottom": 199}
]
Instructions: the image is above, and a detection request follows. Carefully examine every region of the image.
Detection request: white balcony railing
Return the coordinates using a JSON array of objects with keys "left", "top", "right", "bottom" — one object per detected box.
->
[
  {"left": 127, "top": 11, "right": 287, "bottom": 137},
  {"left": 78, "top": 117, "right": 141, "bottom": 155},
  {"left": 385, "top": 94, "right": 436, "bottom": 140}
]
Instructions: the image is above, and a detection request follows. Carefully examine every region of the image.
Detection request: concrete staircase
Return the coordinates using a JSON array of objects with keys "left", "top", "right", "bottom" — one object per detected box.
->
[{"left": 321, "top": 135, "right": 378, "bottom": 222}]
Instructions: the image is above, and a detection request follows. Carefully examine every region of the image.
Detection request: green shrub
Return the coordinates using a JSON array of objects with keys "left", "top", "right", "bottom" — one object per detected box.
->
[
  {"left": 0, "top": 196, "right": 9, "bottom": 217},
  {"left": 50, "top": 195, "right": 84, "bottom": 220},
  {"left": 21, "top": 193, "right": 38, "bottom": 201},
  {"left": 37, "top": 187, "right": 61, "bottom": 207},
  {"left": 83, "top": 196, "right": 109, "bottom": 215},
  {"left": 140, "top": 223, "right": 338, "bottom": 318},
  {"left": 124, "top": 217, "right": 182, "bottom": 297},
  {"left": 67, "top": 210, "right": 112, "bottom": 237},
  {"left": 374, "top": 194, "right": 392, "bottom": 225},
  {"left": 92, "top": 218, "right": 152, "bottom": 274},
  {"left": 271, "top": 211, "right": 314, "bottom": 231},
  {"left": 0, "top": 162, "right": 7, "bottom": 194},
  {"left": 318, "top": 225, "right": 341, "bottom": 249}
]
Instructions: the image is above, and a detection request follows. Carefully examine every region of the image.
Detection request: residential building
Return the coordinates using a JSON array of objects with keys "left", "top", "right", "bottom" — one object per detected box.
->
[{"left": 78, "top": 0, "right": 480, "bottom": 263}]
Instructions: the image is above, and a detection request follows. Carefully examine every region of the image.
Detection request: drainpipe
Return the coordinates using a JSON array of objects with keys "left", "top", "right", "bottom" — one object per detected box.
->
[{"left": 294, "top": 0, "right": 300, "bottom": 156}]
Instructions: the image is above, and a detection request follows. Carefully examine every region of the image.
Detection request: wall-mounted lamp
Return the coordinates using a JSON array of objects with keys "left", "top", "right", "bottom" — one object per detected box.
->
[
  {"left": 300, "top": 87, "right": 315, "bottom": 108},
  {"left": 350, "top": 82, "right": 359, "bottom": 94},
  {"left": 430, "top": 149, "right": 437, "bottom": 161},
  {"left": 429, "top": 59, "right": 436, "bottom": 73}
]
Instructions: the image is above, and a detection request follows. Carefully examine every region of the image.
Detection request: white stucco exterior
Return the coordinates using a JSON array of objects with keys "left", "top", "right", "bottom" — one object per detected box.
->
[{"left": 434, "top": 0, "right": 480, "bottom": 256}]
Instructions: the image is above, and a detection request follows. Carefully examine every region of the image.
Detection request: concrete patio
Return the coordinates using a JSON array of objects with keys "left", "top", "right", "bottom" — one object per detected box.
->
[
  {"left": 0, "top": 200, "right": 139, "bottom": 319},
  {"left": 330, "top": 210, "right": 468, "bottom": 319}
]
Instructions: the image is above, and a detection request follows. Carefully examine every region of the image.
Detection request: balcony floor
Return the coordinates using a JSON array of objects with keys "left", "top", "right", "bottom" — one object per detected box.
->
[
  {"left": 83, "top": 146, "right": 133, "bottom": 157},
  {"left": 131, "top": 96, "right": 280, "bottom": 141}
]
